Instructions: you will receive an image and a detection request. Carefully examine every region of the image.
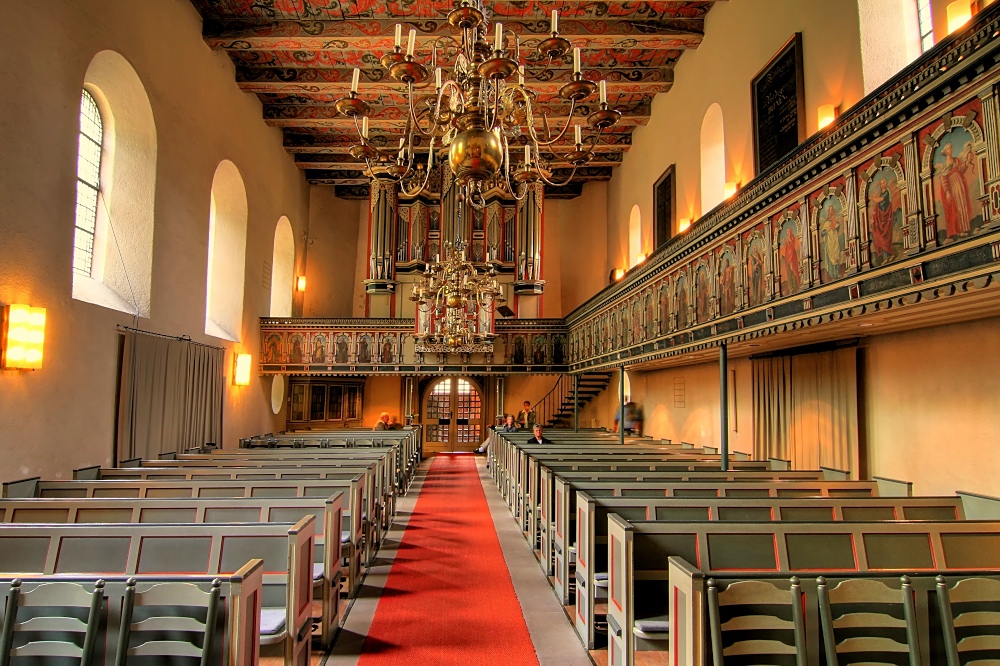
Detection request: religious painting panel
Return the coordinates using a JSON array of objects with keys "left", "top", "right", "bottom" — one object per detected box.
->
[
  {"left": 675, "top": 272, "right": 690, "bottom": 330},
  {"left": 356, "top": 334, "right": 373, "bottom": 364},
  {"left": 922, "top": 106, "right": 987, "bottom": 244},
  {"left": 553, "top": 334, "right": 565, "bottom": 365},
  {"left": 532, "top": 335, "right": 547, "bottom": 364},
  {"left": 744, "top": 229, "right": 769, "bottom": 308},
  {"left": 310, "top": 333, "right": 329, "bottom": 364},
  {"left": 694, "top": 261, "right": 712, "bottom": 323},
  {"left": 659, "top": 280, "right": 670, "bottom": 335},
  {"left": 263, "top": 332, "right": 283, "bottom": 364},
  {"left": 335, "top": 334, "right": 351, "bottom": 364},
  {"left": 379, "top": 334, "right": 396, "bottom": 364},
  {"left": 288, "top": 333, "right": 305, "bottom": 364},
  {"left": 645, "top": 291, "right": 655, "bottom": 340},
  {"left": 814, "top": 190, "right": 850, "bottom": 283},
  {"left": 631, "top": 298, "right": 641, "bottom": 344},
  {"left": 717, "top": 246, "right": 739, "bottom": 317},
  {"left": 775, "top": 212, "right": 804, "bottom": 296},
  {"left": 512, "top": 335, "right": 527, "bottom": 365},
  {"left": 863, "top": 155, "right": 907, "bottom": 268}
]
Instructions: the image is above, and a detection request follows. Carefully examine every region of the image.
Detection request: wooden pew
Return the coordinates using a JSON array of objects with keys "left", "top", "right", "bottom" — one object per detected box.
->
[
  {"left": 0, "top": 494, "right": 346, "bottom": 644},
  {"left": 70, "top": 467, "right": 382, "bottom": 566},
  {"left": 1, "top": 477, "right": 369, "bottom": 594},
  {"left": 0, "top": 562, "right": 263, "bottom": 666},
  {"left": 605, "top": 517, "right": 1000, "bottom": 666},
  {"left": 549, "top": 479, "right": 881, "bottom": 607},
  {"left": 572, "top": 493, "right": 966, "bottom": 649},
  {"left": 116, "top": 453, "right": 397, "bottom": 535},
  {"left": 0, "top": 517, "right": 319, "bottom": 666}
]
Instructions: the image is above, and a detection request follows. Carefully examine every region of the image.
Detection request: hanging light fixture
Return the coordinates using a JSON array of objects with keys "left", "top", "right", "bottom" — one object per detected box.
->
[
  {"left": 333, "top": 1, "right": 622, "bottom": 208},
  {"left": 409, "top": 239, "right": 506, "bottom": 353}
]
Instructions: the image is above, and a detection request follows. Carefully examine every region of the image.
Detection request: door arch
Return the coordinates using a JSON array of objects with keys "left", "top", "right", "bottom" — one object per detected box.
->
[{"left": 422, "top": 376, "right": 484, "bottom": 454}]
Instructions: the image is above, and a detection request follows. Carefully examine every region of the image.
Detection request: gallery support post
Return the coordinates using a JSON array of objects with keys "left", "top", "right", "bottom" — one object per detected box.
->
[
  {"left": 618, "top": 366, "right": 625, "bottom": 447},
  {"left": 720, "top": 343, "right": 729, "bottom": 472}
]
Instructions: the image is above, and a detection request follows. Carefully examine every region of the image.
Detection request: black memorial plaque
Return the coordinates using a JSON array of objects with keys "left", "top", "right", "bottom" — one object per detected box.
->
[{"left": 752, "top": 34, "right": 806, "bottom": 174}]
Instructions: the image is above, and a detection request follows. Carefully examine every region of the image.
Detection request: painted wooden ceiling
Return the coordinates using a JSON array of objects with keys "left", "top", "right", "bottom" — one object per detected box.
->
[{"left": 190, "top": 0, "right": 717, "bottom": 197}]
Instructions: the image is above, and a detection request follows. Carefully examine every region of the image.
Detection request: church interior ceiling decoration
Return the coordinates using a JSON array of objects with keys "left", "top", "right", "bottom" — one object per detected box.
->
[{"left": 190, "top": 0, "right": 715, "bottom": 197}]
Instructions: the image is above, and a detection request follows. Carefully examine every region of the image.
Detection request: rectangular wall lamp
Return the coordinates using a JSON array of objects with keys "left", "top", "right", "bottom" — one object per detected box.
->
[
  {"left": 948, "top": 0, "right": 972, "bottom": 33},
  {"left": 296, "top": 276, "right": 307, "bottom": 292},
  {"left": 234, "top": 353, "right": 252, "bottom": 386},
  {"left": 2, "top": 304, "right": 46, "bottom": 370}
]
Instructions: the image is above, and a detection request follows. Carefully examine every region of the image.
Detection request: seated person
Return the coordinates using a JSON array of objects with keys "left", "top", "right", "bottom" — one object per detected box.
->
[
  {"left": 475, "top": 414, "right": 518, "bottom": 454},
  {"left": 516, "top": 401, "right": 536, "bottom": 429},
  {"left": 527, "top": 424, "right": 552, "bottom": 445},
  {"left": 387, "top": 415, "right": 403, "bottom": 430},
  {"left": 373, "top": 412, "right": 390, "bottom": 431}
]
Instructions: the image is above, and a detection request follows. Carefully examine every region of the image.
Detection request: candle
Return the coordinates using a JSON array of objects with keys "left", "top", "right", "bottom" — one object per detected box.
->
[
  {"left": 524, "top": 144, "right": 531, "bottom": 164},
  {"left": 573, "top": 47, "right": 581, "bottom": 75},
  {"left": 599, "top": 79, "right": 607, "bottom": 105},
  {"left": 494, "top": 22, "right": 503, "bottom": 52},
  {"left": 351, "top": 67, "right": 360, "bottom": 94},
  {"left": 406, "top": 28, "right": 416, "bottom": 57},
  {"left": 428, "top": 147, "right": 434, "bottom": 169},
  {"left": 574, "top": 124, "right": 582, "bottom": 145},
  {"left": 394, "top": 24, "right": 402, "bottom": 49},
  {"left": 435, "top": 67, "right": 442, "bottom": 89},
  {"left": 361, "top": 116, "right": 369, "bottom": 139},
  {"left": 551, "top": 9, "right": 558, "bottom": 34},
  {"left": 518, "top": 65, "right": 525, "bottom": 86}
]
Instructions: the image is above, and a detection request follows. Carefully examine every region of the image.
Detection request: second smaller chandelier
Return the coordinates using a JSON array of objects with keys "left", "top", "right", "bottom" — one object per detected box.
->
[{"left": 334, "top": 0, "right": 622, "bottom": 208}]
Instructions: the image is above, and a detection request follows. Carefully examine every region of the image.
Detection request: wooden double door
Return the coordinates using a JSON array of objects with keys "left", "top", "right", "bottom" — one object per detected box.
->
[{"left": 422, "top": 377, "right": 484, "bottom": 454}]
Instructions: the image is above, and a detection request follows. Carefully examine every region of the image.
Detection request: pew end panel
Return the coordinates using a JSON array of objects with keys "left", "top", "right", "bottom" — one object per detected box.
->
[
  {"left": 607, "top": 514, "right": 635, "bottom": 666},
  {"left": 874, "top": 476, "right": 915, "bottom": 497},
  {"left": 957, "top": 490, "right": 1000, "bottom": 519},
  {"left": 1, "top": 478, "right": 39, "bottom": 499}
]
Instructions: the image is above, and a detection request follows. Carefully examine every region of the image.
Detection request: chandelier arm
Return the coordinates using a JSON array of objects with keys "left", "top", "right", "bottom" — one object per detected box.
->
[
  {"left": 510, "top": 86, "right": 577, "bottom": 147},
  {"left": 499, "top": 136, "right": 529, "bottom": 202},
  {"left": 399, "top": 137, "right": 437, "bottom": 198},
  {"left": 535, "top": 161, "right": 580, "bottom": 188}
]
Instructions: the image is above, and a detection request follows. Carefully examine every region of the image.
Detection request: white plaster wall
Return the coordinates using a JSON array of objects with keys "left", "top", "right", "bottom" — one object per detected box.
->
[
  {"left": 858, "top": 0, "right": 922, "bottom": 94},
  {"left": 543, "top": 181, "right": 609, "bottom": 317},
  {"left": 303, "top": 186, "right": 362, "bottom": 318},
  {"left": 0, "top": 0, "right": 310, "bottom": 481}
]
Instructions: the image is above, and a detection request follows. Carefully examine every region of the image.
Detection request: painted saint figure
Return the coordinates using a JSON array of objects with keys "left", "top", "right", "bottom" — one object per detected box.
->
[
  {"left": 936, "top": 140, "right": 976, "bottom": 239},
  {"left": 381, "top": 338, "right": 394, "bottom": 364},
  {"left": 335, "top": 336, "right": 349, "bottom": 364},
  {"left": 869, "top": 174, "right": 900, "bottom": 265},
  {"left": 358, "top": 336, "right": 371, "bottom": 364},
  {"left": 819, "top": 202, "right": 846, "bottom": 282},
  {"left": 719, "top": 256, "right": 736, "bottom": 316},
  {"left": 747, "top": 238, "right": 765, "bottom": 307},
  {"left": 779, "top": 225, "right": 801, "bottom": 294},
  {"left": 311, "top": 336, "right": 326, "bottom": 364}
]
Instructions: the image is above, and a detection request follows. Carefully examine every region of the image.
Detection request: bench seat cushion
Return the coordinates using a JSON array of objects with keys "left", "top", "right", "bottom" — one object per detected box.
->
[
  {"left": 260, "top": 608, "right": 287, "bottom": 636},
  {"left": 313, "top": 563, "right": 325, "bottom": 582},
  {"left": 633, "top": 616, "right": 670, "bottom": 638},
  {"left": 594, "top": 572, "right": 609, "bottom": 588},
  {"left": 342, "top": 530, "right": 352, "bottom": 544}
]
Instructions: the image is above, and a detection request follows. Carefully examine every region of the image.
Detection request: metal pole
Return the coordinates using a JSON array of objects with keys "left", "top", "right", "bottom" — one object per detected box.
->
[
  {"left": 573, "top": 374, "right": 580, "bottom": 432},
  {"left": 720, "top": 343, "right": 729, "bottom": 472},
  {"left": 618, "top": 366, "right": 625, "bottom": 446}
]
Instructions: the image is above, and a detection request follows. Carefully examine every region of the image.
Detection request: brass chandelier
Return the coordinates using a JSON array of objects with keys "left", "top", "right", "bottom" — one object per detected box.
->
[
  {"left": 409, "top": 240, "right": 506, "bottom": 353},
  {"left": 333, "top": 0, "right": 622, "bottom": 208}
]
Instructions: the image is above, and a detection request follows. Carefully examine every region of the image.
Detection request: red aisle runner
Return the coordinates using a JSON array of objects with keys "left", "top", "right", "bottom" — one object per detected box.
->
[{"left": 357, "top": 454, "right": 539, "bottom": 665}]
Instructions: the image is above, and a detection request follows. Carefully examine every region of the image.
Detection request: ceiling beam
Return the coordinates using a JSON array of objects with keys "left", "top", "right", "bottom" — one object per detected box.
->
[
  {"left": 292, "top": 152, "right": 625, "bottom": 170},
  {"left": 203, "top": 19, "right": 704, "bottom": 51},
  {"left": 283, "top": 131, "right": 633, "bottom": 153},
  {"left": 303, "top": 165, "right": 613, "bottom": 184}
]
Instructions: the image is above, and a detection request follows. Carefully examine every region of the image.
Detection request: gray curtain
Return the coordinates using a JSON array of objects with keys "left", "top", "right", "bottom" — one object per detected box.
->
[
  {"left": 752, "top": 347, "right": 859, "bottom": 476},
  {"left": 117, "top": 331, "right": 224, "bottom": 460}
]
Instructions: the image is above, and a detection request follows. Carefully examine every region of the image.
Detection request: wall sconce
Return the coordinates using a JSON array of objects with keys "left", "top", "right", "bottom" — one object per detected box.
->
[
  {"left": 947, "top": 0, "right": 972, "bottom": 33},
  {"left": 635, "top": 253, "right": 647, "bottom": 264},
  {"left": 817, "top": 104, "right": 839, "bottom": 130},
  {"left": 723, "top": 182, "right": 738, "bottom": 199},
  {"left": 2, "top": 304, "right": 46, "bottom": 370},
  {"left": 678, "top": 218, "right": 692, "bottom": 233},
  {"left": 234, "top": 353, "right": 252, "bottom": 386},
  {"left": 296, "top": 276, "right": 307, "bottom": 292},
  {"left": 614, "top": 269, "right": 625, "bottom": 281}
]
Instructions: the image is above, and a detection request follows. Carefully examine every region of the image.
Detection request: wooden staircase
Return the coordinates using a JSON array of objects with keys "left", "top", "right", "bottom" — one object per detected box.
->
[{"left": 533, "top": 372, "right": 614, "bottom": 429}]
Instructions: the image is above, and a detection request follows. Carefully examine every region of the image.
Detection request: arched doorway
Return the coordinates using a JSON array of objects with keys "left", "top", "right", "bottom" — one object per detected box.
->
[{"left": 422, "top": 377, "right": 484, "bottom": 454}]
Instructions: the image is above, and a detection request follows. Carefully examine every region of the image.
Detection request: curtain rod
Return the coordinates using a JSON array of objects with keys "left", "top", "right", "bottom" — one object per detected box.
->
[
  {"left": 748, "top": 338, "right": 859, "bottom": 360},
  {"left": 117, "top": 325, "right": 226, "bottom": 351}
]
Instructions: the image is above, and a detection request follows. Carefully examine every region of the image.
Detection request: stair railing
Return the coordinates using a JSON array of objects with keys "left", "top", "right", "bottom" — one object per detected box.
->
[{"left": 532, "top": 374, "right": 574, "bottom": 428}]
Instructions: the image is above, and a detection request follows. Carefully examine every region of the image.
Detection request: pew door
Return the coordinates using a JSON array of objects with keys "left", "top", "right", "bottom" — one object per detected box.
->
[{"left": 423, "top": 377, "right": 484, "bottom": 455}]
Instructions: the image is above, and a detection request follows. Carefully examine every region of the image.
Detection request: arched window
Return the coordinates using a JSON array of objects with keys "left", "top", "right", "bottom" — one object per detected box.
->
[
  {"left": 628, "top": 205, "right": 642, "bottom": 269},
  {"left": 205, "top": 160, "right": 248, "bottom": 341},
  {"left": 700, "top": 103, "right": 726, "bottom": 215},
  {"left": 270, "top": 216, "right": 295, "bottom": 317},
  {"left": 71, "top": 51, "right": 157, "bottom": 317},
  {"left": 73, "top": 90, "right": 104, "bottom": 278}
]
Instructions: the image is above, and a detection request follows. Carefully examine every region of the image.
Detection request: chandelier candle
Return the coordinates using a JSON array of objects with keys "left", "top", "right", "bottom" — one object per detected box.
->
[
  {"left": 406, "top": 28, "right": 416, "bottom": 57},
  {"left": 599, "top": 79, "right": 607, "bottom": 105},
  {"left": 394, "top": 24, "right": 402, "bottom": 49},
  {"left": 351, "top": 68, "right": 360, "bottom": 94},
  {"left": 494, "top": 22, "right": 503, "bottom": 52},
  {"left": 573, "top": 47, "right": 581, "bottom": 75},
  {"left": 551, "top": 9, "right": 558, "bottom": 34}
]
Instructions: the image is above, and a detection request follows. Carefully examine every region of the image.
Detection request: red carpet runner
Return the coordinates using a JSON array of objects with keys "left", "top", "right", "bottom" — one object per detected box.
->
[{"left": 357, "top": 454, "right": 539, "bottom": 665}]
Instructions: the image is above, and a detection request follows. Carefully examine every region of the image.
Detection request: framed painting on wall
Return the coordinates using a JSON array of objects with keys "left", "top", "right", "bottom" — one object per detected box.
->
[{"left": 752, "top": 33, "right": 806, "bottom": 175}]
